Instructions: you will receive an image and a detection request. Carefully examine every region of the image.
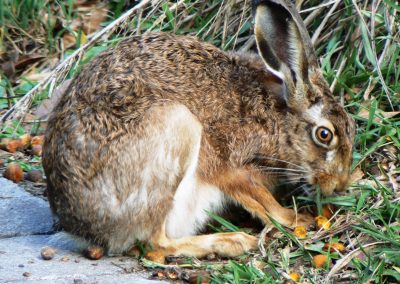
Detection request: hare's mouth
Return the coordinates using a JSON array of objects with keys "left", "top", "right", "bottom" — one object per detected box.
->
[{"left": 278, "top": 178, "right": 314, "bottom": 198}]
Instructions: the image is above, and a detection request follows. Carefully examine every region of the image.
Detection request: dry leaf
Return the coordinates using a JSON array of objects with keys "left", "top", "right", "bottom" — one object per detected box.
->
[
  {"left": 35, "top": 79, "right": 72, "bottom": 119},
  {"left": 350, "top": 167, "right": 365, "bottom": 184},
  {"left": 358, "top": 108, "right": 400, "bottom": 123}
]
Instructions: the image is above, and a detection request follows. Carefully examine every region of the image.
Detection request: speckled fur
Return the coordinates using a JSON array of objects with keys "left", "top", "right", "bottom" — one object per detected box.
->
[{"left": 43, "top": 1, "right": 355, "bottom": 259}]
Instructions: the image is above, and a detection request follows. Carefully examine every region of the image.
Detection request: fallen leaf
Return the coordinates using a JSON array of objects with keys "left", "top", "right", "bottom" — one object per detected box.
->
[
  {"left": 358, "top": 108, "right": 400, "bottom": 123},
  {"left": 35, "top": 79, "right": 72, "bottom": 119},
  {"left": 350, "top": 167, "right": 364, "bottom": 184}
]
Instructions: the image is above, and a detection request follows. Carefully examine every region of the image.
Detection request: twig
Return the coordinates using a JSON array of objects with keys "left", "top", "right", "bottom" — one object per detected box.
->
[
  {"left": 326, "top": 241, "right": 388, "bottom": 282},
  {"left": 311, "top": 0, "right": 341, "bottom": 46}
]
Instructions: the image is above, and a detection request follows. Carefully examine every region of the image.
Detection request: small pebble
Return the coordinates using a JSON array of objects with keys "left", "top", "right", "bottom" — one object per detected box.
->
[
  {"left": 40, "top": 246, "right": 56, "bottom": 260},
  {"left": 60, "top": 255, "right": 70, "bottom": 262},
  {"left": 18, "top": 264, "right": 24, "bottom": 268},
  {"left": 26, "top": 170, "right": 43, "bottom": 183},
  {"left": 85, "top": 245, "right": 104, "bottom": 260},
  {"left": 22, "top": 272, "right": 32, "bottom": 277},
  {"left": 206, "top": 253, "right": 216, "bottom": 260},
  {"left": 73, "top": 279, "right": 83, "bottom": 284},
  {"left": 31, "top": 144, "right": 42, "bottom": 156}
]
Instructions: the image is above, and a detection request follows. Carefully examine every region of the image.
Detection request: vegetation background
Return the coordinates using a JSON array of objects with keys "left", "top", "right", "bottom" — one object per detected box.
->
[{"left": 0, "top": 0, "right": 399, "bottom": 283}]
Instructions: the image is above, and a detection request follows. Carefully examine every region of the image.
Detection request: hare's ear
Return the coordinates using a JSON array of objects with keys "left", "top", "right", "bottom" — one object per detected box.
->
[{"left": 253, "top": 0, "right": 318, "bottom": 84}]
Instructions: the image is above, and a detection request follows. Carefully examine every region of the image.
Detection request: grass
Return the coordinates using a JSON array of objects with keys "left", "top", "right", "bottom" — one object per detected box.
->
[{"left": 1, "top": 0, "right": 399, "bottom": 283}]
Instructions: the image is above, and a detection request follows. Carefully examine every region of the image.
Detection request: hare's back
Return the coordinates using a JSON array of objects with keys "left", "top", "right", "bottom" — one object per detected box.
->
[{"left": 68, "top": 33, "right": 242, "bottom": 118}]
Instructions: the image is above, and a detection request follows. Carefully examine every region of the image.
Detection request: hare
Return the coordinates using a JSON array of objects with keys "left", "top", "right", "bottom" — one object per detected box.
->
[{"left": 43, "top": 0, "right": 355, "bottom": 261}]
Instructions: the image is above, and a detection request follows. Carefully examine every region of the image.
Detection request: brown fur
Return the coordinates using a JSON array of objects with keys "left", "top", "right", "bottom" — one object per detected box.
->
[{"left": 43, "top": 0, "right": 355, "bottom": 261}]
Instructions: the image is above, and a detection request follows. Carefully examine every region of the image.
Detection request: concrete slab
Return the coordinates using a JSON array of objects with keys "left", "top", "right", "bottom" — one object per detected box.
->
[
  {"left": 0, "top": 178, "right": 165, "bottom": 284},
  {"left": 0, "top": 235, "right": 160, "bottom": 283}
]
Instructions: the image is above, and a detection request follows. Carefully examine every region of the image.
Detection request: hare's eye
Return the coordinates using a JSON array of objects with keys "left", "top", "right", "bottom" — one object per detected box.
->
[{"left": 316, "top": 127, "right": 333, "bottom": 143}]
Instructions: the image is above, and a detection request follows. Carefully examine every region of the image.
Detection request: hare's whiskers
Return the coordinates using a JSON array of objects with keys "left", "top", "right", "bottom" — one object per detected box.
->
[
  {"left": 258, "top": 166, "right": 308, "bottom": 173},
  {"left": 253, "top": 155, "right": 305, "bottom": 170}
]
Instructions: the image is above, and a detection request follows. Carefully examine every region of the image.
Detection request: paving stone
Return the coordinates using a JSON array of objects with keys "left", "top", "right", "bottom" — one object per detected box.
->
[
  {"left": 0, "top": 178, "right": 53, "bottom": 238},
  {"left": 0, "top": 178, "right": 165, "bottom": 283}
]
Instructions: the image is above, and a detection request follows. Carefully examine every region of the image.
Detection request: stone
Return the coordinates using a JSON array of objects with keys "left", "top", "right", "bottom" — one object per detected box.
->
[
  {"left": 0, "top": 178, "right": 165, "bottom": 283},
  {"left": 0, "top": 178, "right": 53, "bottom": 237}
]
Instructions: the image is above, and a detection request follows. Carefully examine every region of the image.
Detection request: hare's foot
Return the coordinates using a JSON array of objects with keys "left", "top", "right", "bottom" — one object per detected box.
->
[
  {"left": 146, "top": 230, "right": 258, "bottom": 264},
  {"left": 290, "top": 211, "right": 314, "bottom": 228}
]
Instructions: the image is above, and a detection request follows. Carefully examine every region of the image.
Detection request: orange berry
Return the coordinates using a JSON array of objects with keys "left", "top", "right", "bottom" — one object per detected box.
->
[
  {"left": 315, "top": 216, "right": 331, "bottom": 230},
  {"left": 293, "top": 226, "right": 307, "bottom": 239},
  {"left": 3, "top": 139, "right": 23, "bottom": 153},
  {"left": 31, "top": 135, "right": 44, "bottom": 146},
  {"left": 85, "top": 245, "right": 104, "bottom": 260},
  {"left": 323, "top": 242, "right": 345, "bottom": 253},
  {"left": 19, "top": 134, "right": 32, "bottom": 147},
  {"left": 313, "top": 254, "right": 329, "bottom": 268},
  {"left": 322, "top": 204, "right": 335, "bottom": 219},
  {"left": 145, "top": 251, "right": 165, "bottom": 264},
  {"left": 3, "top": 162, "right": 24, "bottom": 183},
  {"left": 289, "top": 271, "right": 300, "bottom": 282}
]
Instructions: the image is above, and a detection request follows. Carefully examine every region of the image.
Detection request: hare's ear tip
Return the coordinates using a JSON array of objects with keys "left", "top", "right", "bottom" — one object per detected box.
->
[{"left": 252, "top": 0, "right": 272, "bottom": 13}]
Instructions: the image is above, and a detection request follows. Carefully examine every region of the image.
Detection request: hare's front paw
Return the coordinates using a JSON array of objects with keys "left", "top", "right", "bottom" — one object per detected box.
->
[{"left": 290, "top": 212, "right": 314, "bottom": 228}]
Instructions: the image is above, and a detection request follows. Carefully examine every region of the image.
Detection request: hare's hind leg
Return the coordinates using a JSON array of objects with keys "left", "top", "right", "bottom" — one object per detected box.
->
[
  {"left": 146, "top": 221, "right": 258, "bottom": 263},
  {"left": 131, "top": 104, "right": 258, "bottom": 262}
]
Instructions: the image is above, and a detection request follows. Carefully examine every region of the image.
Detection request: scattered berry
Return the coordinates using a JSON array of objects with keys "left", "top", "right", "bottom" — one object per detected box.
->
[
  {"left": 312, "top": 254, "right": 329, "bottom": 268},
  {"left": 323, "top": 242, "right": 346, "bottom": 253},
  {"left": 315, "top": 216, "right": 331, "bottom": 230},
  {"left": 293, "top": 226, "right": 307, "bottom": 239},
  {"left": 3, "top": 162, "right": 24, "bottom": 183}
]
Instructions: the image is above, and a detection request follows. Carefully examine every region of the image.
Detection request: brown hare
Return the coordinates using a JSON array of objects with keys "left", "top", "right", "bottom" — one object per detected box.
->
[{"left": 43, "top": 0, "right": 355, "bottom": 261}]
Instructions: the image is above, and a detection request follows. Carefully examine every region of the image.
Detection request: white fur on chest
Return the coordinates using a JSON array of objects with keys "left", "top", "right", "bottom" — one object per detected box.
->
[
  {"left": 165, "top": 136, "right": 225, "bottom": 239},
  {"left": 166, "top": 177, "right": 225, "bottom": 239}
]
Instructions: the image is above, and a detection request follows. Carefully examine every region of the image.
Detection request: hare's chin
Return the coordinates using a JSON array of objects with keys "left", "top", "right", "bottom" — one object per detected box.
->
[{"left": 320, "top": 186, "right": 336, "bottom": 196}]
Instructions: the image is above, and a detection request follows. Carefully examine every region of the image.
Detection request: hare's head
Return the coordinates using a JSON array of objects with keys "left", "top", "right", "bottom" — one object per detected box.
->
[{"left": 253, "top": 0, "right": 356, "bottom": 195}]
